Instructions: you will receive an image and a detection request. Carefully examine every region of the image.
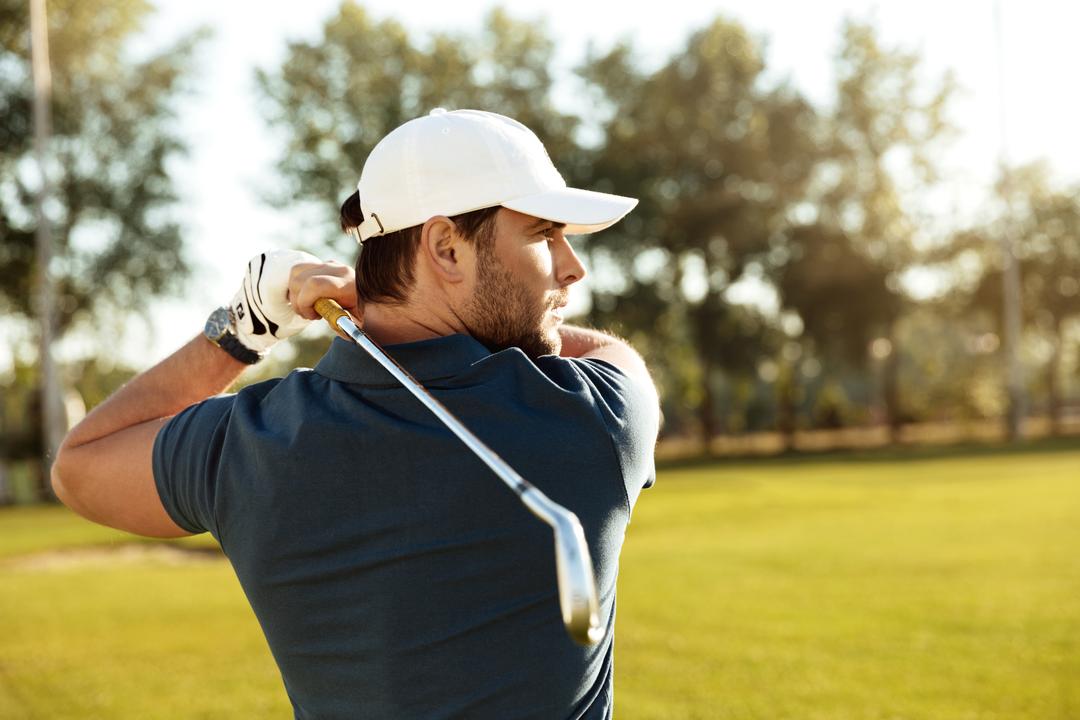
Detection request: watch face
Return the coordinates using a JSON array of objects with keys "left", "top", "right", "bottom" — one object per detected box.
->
[{"left": 204, "top": 306, "right": 232, "bottom": 341}]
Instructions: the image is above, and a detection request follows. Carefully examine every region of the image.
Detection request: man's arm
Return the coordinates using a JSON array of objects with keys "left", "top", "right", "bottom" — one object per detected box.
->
[
  {"left": 558, "top": 325, "right": 657, "bottom": 398},
  {"left": 558, "top": 324, "right": 661, "bottom": 499},
  {"left": 52, "top": 257, "right": 359, "bottom": 538},
  {"left": 52, "top": 337, "right": 247, "bottom": 537}
]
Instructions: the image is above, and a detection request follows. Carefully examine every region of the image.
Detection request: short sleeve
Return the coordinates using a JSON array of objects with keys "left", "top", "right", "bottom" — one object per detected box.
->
[
  {"left": 564, "top": 358, "right": 660, "bottom": 510},
  {"left": 152, "top": 394, "right": 235, "bottom": 536}
]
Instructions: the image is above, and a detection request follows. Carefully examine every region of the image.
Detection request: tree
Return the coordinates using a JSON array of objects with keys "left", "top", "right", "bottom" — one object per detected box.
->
[
  {"left": 777, "top": 19, "right": 955, "bottom": 441},
  {"left": 577, "top": 17, "right": 818, "bottom": 446},
  {"left": 256, "top": 2, "right": 580, "bottom": 258},
  {"left": 955, "top": 163, "right": 1080, "bottom": 434},
  {"left": 776, "top": 222, "right": 899, "bottom": 443},
  {"left": 0, "top": 0, "right": 204, "bottom": 498}
]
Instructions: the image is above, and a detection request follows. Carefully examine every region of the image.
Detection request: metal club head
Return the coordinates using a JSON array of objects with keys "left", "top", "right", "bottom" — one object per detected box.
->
[{"left": 526, "top": 490, "right": 604, "bottom": 645}]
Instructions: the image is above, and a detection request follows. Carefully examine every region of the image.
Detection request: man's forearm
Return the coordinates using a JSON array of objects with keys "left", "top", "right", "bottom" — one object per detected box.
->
[
  {"left": 557, "top": 324, "right": 656, "bottom": 398},
  {"left": 557, "top": 325, "right": 620, "bottom": 359},
  {"left": 60, "top": 335, "right": 247, "bottom": 452}
]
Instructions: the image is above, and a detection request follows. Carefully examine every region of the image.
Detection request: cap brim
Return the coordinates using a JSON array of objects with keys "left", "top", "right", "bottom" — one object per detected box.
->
[{"left": 501, "top": 187, "right": 638, "bottom": 235}]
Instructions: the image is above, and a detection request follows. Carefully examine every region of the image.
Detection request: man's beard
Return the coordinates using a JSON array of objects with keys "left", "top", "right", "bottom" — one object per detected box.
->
[{"left": 464, "top": 247, "right": 564, "bottom": 360}]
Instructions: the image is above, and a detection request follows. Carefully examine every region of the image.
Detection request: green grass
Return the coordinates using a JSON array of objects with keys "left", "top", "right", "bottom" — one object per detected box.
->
[
  {"left": 0, "top": 505, "right": 219, "bottom": 560},
  {"left": 619, "top": 447, "right": 1080, "bottom": 719},
  {"left": 1, "top": 445, "right": 1078, "bottom": 718}
]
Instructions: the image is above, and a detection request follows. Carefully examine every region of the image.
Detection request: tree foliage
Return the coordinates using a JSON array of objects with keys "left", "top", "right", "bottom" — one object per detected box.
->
[
  {"left": 0, "top": 0, "right": 203, "bottom": 476},
  {"left": 0, "top": 0, "right": 203, "bottom": 334},
  {"left": 776, "top": 19, "right": 956, "bottom": 436},
  {"left": 952, "top": 163, "right": 1080, "bottom": 431},
  {"left": 578, "top": 17, "right": 819, "bottom": 440},
  {"left": 255, "top": 5, "right": 1067, "bottom": 448},
  {"left": 256, "top": 2, "right": 580, "bottom": 254}
]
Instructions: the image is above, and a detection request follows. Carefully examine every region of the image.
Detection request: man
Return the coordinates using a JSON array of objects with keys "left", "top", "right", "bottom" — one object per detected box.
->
[{"left": 53, "top": 109, "right": 660, "bottom": 719}]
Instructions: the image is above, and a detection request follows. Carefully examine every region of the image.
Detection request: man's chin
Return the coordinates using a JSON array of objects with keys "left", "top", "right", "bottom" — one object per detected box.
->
[
  {"left": 516, "top": 334, "right": 560, "bottom": 360},
  {"left": 486, "top": 329, "right": 560, "bottom": 360},
  {"left": 529, "top": 322, "right": 562, "bottom": 358},
  {"left": 548, "top": 333, "right": 563, "bottom": 358}
]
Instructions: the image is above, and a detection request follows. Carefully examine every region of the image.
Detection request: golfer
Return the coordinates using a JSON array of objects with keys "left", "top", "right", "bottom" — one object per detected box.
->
[{"left": 52, "top": 109, "right": 660, "bottom": 719}]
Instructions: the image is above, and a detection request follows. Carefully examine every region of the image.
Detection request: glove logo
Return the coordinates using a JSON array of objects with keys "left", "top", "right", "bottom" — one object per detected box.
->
[{"left": 229, "top": 249, "right": 318, "bottom": 354}]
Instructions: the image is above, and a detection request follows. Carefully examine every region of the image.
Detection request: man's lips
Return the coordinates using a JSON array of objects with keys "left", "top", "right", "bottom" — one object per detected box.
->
[{"left": 547, "top": 292, "right": 569, "bottom": 322}]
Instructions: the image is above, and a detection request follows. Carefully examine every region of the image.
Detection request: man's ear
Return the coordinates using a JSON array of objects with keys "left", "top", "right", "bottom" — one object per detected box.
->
[{"left": 419, "top": 215, "right": 472, "bottom": 283}]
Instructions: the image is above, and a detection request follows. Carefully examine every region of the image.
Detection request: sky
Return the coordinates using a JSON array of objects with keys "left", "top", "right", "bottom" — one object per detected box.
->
[{"left": 38, "top": 0, "right": 1080, "bottom": 367}]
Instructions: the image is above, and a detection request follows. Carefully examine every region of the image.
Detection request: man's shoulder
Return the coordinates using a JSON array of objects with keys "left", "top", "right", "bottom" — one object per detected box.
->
[
  {"left": 163, "top": 374, "right": 297, "bottom": 439},
  {"left": 535, "top": 355, "right": 656, "bottom": 415},
  {"left": 234, "top": 370, "right": 313, "bottom": 405},
  {"left": 533, "top": 355, "right": 660, "bottom": 503}
]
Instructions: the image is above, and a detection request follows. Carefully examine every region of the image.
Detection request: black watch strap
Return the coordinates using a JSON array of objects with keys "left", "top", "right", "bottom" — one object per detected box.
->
[{"left": 217, "top": 333, "right": 263, "bottom": 365}]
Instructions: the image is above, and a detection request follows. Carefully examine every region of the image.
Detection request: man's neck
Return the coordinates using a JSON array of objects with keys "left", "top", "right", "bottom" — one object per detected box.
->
[{"left": 361, "top": 302, "right": 470, "bottom": 346}]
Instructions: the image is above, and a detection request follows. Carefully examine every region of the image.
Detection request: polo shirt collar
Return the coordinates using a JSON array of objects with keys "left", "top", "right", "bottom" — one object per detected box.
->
[{"left": 314, "top": 334, "right": 493, "bottom": 385}]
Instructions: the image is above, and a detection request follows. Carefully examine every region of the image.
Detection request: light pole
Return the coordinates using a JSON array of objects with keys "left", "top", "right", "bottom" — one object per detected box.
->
[
  {"left": 994, "top": 0, "right": 1025, "bottom": 441},
  {"left": 30, "top": 0, "right": 64, "bottom": 494}
]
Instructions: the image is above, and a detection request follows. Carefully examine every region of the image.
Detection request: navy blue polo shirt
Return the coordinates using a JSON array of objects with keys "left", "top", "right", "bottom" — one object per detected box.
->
[{"left": 153, "top": 333, "right": 659, "bottom": 720}]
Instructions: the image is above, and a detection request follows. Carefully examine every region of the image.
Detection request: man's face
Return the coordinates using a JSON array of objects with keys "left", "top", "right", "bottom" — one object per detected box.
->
[{"left": 463, "top": 209, "right": 587, "bottom": 359}]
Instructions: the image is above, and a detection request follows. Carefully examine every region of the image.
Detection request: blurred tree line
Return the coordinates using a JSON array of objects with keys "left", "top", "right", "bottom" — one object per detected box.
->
[
  {"left": 0, "top": 0, "right": 201, "bottom": 500},
  {"left": 254, "top": 2, "right": 1079, "bottom": 450},
  {"left": 3, "top": 1, "right": 1079, "bottom": 502}
]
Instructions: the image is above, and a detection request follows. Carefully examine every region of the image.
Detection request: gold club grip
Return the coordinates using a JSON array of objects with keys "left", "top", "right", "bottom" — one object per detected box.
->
[{"left": 314, "top": 298, "right": 352, "bottom": 339}]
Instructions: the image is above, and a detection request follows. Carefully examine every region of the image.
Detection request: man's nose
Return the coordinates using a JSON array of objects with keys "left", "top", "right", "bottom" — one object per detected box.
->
[{"left": 555, "top": 235, "right": 587, "bottom": 287}]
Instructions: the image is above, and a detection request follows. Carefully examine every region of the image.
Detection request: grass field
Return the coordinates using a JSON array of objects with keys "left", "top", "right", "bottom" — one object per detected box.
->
[{"left": 1, "top": 443, "right": 1078, "bottom": 719}]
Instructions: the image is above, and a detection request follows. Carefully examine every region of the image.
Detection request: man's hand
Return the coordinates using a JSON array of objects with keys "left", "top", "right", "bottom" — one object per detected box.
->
[{"left": 286, "top": 258, "right": 361, "bottom": 325}]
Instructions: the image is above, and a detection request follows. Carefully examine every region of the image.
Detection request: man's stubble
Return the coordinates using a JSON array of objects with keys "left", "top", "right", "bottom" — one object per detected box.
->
[{"left": 464, "top": 243, "right": 564, "bottom": 361}]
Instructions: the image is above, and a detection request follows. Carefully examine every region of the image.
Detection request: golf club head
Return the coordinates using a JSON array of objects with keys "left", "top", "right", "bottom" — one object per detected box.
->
[{"left": 551, "top": 511, "right": 604, "bottom": 646}]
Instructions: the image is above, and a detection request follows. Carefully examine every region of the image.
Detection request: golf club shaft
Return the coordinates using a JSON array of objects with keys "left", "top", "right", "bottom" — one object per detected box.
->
[{"left": 314, "top": 299, "right": 602, "bottom": 644}]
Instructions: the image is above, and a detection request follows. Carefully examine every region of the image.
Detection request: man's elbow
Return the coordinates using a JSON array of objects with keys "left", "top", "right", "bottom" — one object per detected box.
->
[
  {"left": 51, "top": 443, "right": 74, "bottom": 504},
  {"left": 51, "top": 442, "right": 90, "bottom": 517}
]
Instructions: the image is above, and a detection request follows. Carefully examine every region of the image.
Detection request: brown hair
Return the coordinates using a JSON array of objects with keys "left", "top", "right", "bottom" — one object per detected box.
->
[{"left": 340, "top": 191, "right": 501, "bottom": 305}]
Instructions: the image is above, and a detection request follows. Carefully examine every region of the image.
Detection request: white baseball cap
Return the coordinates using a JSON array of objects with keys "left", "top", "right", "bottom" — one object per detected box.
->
[{"left": 354, "top": 108, "right": 638, "bottom": 242}]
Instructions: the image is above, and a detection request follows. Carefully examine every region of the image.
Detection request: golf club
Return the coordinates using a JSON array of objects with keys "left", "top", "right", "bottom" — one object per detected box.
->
[{"left": 314, "top": 298, "right": 604, "bottom": 646}]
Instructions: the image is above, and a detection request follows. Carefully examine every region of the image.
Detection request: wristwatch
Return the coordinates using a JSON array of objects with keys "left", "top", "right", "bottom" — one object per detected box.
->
[{"left": 204, "top": 306, "right": 263, "bottom": 365}]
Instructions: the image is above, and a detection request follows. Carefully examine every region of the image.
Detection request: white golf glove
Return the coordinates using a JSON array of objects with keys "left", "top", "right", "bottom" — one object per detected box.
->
[{"left": 231, "top": 249, "right": 320, "bottom": 353}]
